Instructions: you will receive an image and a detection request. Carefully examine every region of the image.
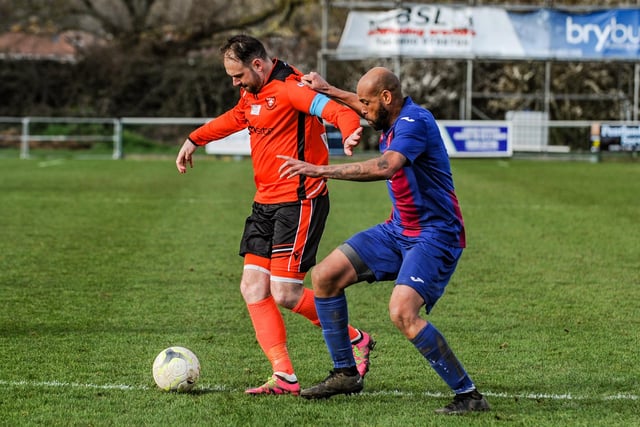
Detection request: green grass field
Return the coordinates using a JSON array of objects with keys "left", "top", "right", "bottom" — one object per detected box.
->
[{"left": 0, "top": 156, "right": 638, "bottom": 426}]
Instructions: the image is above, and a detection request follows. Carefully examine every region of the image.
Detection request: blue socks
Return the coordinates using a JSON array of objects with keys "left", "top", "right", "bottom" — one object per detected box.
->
[
  {"left": 314, "top": 294, "right": 355, "bottom": 369},
  {"left": 411, "top": 322, "right": 475, "bottom": 394},
  {"left": 316, "top": 295, "right": 476, "bottom": 394}
]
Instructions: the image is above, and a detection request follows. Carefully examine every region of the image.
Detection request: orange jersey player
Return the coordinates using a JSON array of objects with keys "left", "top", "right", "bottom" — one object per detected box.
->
[
  {"left": 187, "top": 58, "right": 359, "bottom": 204},
  {"left": 175, "top": 35, "right": 375, "bottom": 396}
]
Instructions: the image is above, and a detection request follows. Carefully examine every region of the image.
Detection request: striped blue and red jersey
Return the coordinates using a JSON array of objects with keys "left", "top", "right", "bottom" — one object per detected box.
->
[{"left": 381, "top": 97, "right": 466, "bottom": 248}]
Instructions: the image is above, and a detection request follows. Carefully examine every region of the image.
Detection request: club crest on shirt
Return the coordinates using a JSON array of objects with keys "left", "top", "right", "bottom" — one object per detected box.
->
[{"left": 265, "top": 96, "right": 277, "bottom": 110}]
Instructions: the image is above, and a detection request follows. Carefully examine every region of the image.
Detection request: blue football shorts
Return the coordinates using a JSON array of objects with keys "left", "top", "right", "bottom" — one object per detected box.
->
[{"left": 341, "top": 222, "right": 463, "bottom": 313}]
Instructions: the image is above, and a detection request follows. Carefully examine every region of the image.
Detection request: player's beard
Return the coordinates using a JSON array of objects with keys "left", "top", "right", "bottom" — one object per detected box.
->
[
  {"left": 368, "top": 104, "right": 390, "bottom": 131},
  {"left": 242, "top": 69, "right": 263, "bottom": 94}
]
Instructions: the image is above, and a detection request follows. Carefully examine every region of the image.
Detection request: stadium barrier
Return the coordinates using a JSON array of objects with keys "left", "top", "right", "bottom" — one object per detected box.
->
[
  {"left": 0, "top": 116, "right": 121, "bottom": 159},
  {"left": 1, "top": 116, "right": 637, "bottom": 161}
]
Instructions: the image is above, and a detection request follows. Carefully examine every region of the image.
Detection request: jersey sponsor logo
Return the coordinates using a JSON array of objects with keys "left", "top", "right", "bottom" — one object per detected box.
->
[
  {"left": 410, "top": 276, "right": 425, "bottom": 283},
  {"left": 251, "top": 104, "right": 261, "bottom": 115},
  {"left": 248, "top": 125, "right": 275, "bottom": 135},
  {"left": 400, "top": 116, "right": 415, "bottom": 122},
  {"left": 265, "top": 96, "right": 277, "bottom": 110}
]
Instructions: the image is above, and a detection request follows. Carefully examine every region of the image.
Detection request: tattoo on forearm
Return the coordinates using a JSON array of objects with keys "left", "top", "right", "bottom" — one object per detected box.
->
[
  {"left": 330, "top": 163, "right": 365, "bottom": 179},
  {"left": 327, "top": 158, "right": 389, "bottom": 180}
]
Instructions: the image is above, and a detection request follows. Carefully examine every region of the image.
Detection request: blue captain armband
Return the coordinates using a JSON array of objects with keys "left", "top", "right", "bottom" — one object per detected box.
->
[{"left": 309, "top": 93, "right": 331, "bottom": 118}]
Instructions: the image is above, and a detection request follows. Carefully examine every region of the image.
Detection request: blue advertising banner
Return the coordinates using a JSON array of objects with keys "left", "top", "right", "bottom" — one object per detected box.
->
[
  {"left": 439, "top": 121, "right": 512, "bottom": 158},
  {"left": 595, "top": 123, "right": 640, "bottom": 151},
  {"left": 515, "top": 9, "right": 640, "bottom": 59}
]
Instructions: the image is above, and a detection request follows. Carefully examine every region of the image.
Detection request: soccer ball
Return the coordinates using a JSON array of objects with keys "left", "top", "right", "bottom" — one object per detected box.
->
[{"left": 152, "top": 346, "right": 201, "bottom": 392}]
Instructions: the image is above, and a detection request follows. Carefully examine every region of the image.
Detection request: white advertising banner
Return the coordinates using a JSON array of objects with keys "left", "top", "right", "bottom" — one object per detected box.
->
[
  {"left": 204, "top": 129, "right": 251, "bottom": 156},
  {"left": 338, "top": 6, "right": 475, "bottom": 58},
  {"left": 337, "top": 6, "right": 521, "bottom": 58}
]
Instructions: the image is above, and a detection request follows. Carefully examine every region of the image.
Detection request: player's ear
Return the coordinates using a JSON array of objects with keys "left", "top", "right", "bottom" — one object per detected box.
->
[
  {"left": 381, "top": 89, "right": 392, "bottom": 105},
  {"left": 252, "top": 58, "right": 263, "bottom": 71}
]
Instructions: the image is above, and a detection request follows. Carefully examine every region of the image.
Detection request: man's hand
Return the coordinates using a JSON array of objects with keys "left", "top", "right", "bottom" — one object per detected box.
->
[
  {"left": 277, "top": 155, "right": 323, "bottom": 179},
  {"left": 301, "top": 71, "right": 331, "bottom": 94},
  {"left": 344, "top": 127, "right": 363, "bottom": 156},
  {"left": 176, "top": 139, "right": 197, "bottom": 173}
]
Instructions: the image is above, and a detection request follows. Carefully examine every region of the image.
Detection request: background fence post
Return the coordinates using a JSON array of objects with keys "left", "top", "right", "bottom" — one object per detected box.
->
[
  {"left": 113, "top": 118, "right": 123, "bottom": 159},
  {"left": 20, "top": 117, "right": 30, "bottom": 159}
]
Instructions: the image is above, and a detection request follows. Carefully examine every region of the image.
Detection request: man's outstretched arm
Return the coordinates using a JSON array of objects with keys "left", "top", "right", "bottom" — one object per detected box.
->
[
  {"left": 277, "top": 150, "right": 406, "bottom": 182},
  {"left": 302, "top": 72, "right": 362, "bottom": 115}
]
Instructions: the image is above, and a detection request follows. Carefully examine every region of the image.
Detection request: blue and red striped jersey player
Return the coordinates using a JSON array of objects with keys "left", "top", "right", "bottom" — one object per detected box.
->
[
  {"left": 175, "top": 35, "right": 375, "bottom": 396},
  {"left": 278, "top": 67, "right": 491, "bottom": 415}
]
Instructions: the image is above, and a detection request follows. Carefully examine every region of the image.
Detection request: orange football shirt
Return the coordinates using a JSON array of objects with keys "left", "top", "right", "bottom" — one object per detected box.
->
[{"left": 189, "top": 59, "right": 361, "bottom": 204}]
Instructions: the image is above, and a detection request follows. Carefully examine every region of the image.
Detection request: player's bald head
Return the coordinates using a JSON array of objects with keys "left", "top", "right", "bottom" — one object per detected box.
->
[
  {"left": 355, "top": 67, "right": 405, "bottom": 131},
  {"left": 357, "top": 67, "right": 402, "bottom": 98}
]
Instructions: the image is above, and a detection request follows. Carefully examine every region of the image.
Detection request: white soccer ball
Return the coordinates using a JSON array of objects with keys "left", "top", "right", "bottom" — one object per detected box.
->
[{"left": 152, "top": 346, "right": 201, "bottom": 392}]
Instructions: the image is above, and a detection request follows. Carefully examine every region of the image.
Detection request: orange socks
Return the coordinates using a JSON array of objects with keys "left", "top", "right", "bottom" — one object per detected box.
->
[
  {"left": 292, "top": 287, "right": 321, "bottom": 327},
  {"left": 292, "top": 287, "right": 361, "bottom": 342},
  {"left": 246, "top": 296, "right": 294, "bottom": 375},
  {"left": 247, "top": 290, "right": 363, "bottom": 376}
]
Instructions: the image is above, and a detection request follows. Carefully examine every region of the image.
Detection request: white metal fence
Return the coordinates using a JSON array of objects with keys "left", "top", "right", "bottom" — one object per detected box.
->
[
  {"left": 0, "top": 116, "right": 122, "bottom": 159},
  {"left": 1, "top": 115, "right": 636, "bottom": 160},
  {"left": 0, "top": 117, "right": 210, "bottom": 159}
]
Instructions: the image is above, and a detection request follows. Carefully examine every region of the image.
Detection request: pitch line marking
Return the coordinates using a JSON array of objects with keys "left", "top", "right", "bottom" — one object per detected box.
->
[
  {"left": 0, "top": 380, "right": 148, "bottom": 391},
  {"left": 0, "top": 380, "right": 637, "bottom": 401},
  {"left": 38, "top": 159, "right": 65, "bottom": 168}
]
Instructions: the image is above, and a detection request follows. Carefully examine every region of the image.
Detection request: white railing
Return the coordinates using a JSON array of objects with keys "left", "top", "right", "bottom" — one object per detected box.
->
[
  {"left": 1, "top": 115, "right": 637, "bottom": 160},
  {"left": 0, "top": 116, "right": 122, "bottom": 159}
]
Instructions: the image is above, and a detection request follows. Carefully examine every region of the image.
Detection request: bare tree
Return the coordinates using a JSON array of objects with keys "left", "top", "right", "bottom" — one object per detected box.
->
[{"left": 58, "top": 0, "right": 312, "bottom": 48}]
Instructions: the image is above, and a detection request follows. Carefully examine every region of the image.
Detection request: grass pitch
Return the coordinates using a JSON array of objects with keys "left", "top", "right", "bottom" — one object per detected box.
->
[{"left": 0, "top": 156, "right": 638, "bottom": 426}]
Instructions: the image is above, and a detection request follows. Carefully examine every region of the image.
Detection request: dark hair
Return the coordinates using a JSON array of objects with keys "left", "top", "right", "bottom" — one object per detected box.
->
[{"left": 220, "top": 35, "right": 268, "bottom": 65}]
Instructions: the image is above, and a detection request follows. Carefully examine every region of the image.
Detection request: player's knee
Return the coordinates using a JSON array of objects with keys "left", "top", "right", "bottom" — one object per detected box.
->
[
  {"left": 389, "top": 304, "right": 413, "bottom": 334},
  {"left": 388, "top": 306, "right": 403, "bottom": 330},
  {"left": 310, "top": 262, "right": 329, "bottom": 287},
  {"left": 271, "top": 291, "right": 293, "bottom": 308},
  {"left": 240, "top": 278, "right": 262, "bottom": 301},
  {"left": 270, "top": 281, "right": 302, "bottom": 309},
  {"left": 310, "top": 262, "right": 341, "bottom": 296},
  {"left": 240, "top": 266, "right": 271, "bottom": 302}
]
